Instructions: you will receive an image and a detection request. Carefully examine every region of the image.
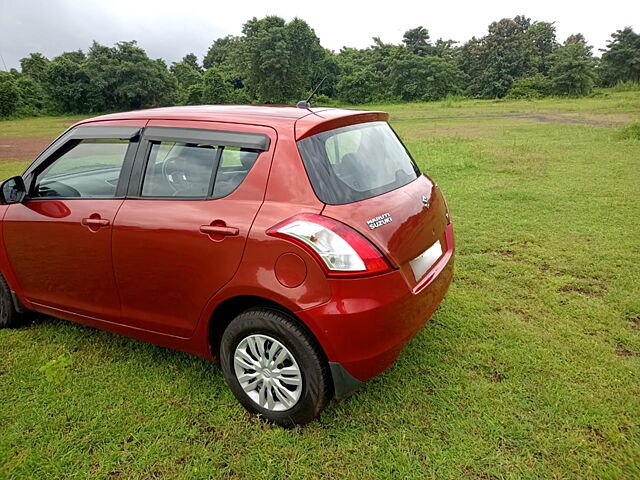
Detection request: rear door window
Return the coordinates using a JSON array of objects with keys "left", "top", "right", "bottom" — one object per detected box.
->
[
  {"left": 142, "top": 142, "right": 219, "bottom": 197},
  {"left": 140, "top": 140, "right": 259, "bottom": 199},
  {"left": 297, "top": 121, "right": 421, "bottom": 205}
]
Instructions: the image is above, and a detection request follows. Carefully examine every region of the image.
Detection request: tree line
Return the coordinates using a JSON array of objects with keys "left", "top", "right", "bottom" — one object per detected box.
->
[{"left": 1, "top": 15, "right": 639, "bottom": 118}]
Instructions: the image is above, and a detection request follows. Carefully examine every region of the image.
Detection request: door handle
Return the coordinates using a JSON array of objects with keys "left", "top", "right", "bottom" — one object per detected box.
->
[
  {"left": 82, "top": 218, "right": 110, "bottom": 227},
  {"left": 200, "top": 225, "right": 239, "bottom": 236}
]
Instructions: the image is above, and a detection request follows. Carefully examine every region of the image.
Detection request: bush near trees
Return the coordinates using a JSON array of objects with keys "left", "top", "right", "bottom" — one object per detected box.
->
[
  {"left": 2, "top": 16, "right": 640, "bottom": 118},
  {"left": 506, "top": 74, "right": 549, "bottom": 99}
]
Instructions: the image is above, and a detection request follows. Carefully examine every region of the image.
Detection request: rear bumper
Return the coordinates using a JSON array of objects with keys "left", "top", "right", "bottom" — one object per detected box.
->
[{"left": 297, "top": 224, "right": 455, "bottom": 383}]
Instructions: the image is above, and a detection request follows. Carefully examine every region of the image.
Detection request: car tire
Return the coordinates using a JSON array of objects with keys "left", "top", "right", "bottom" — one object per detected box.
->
[
  {"left": 0, "top": 273, "right": 23, "bottom": 329},
  {"left": 220, "top": 307, "right": 331, "bottom": 427}
]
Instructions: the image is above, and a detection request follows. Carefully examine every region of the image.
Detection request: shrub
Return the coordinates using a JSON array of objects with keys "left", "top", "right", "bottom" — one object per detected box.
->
[
  {"left": 441, "top": 94, "right": 468, "bottom": 108},
  {"left": 617, "top": 122, "right": 640, "bottom": 140},
  {"left": 506, "top": 74, "right": 550, "bottom": 99}
]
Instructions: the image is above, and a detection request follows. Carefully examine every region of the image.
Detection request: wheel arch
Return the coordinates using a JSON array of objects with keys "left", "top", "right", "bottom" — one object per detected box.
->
[{"left": 207, "top": 295, "right": 328, "bottom": 364}]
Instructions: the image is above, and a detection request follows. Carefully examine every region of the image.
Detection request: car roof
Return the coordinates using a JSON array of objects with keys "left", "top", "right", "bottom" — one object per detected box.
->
[{"left": 73, "top": 105, "right": 389, "bottom": 140}]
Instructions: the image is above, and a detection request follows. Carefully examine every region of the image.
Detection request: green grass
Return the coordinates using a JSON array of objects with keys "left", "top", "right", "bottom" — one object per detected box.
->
[
  {"left": 0, "top": 162, "right": 31, "bottom": 181},
  {"left": 1, "top": 93, "right": 640, "bottom": 479},
  {"left": 0, "top": 115, "right": 84, "bottom": 138}
]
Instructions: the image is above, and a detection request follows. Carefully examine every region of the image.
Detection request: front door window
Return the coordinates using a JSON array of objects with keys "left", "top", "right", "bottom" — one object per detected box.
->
[{"left": 33, "top": 139, "right": 129, "bottom": 198}]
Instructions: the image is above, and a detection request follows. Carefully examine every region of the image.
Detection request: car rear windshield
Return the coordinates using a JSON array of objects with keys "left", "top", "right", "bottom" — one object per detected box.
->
[{"left": 297, "top": 121, "right": 421, "bottom": 205}]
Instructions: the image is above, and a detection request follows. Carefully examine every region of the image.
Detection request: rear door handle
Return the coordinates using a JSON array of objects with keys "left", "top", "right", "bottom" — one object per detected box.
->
[
  {"left": 200, "top": 225, "right": 239, "bottom": 236},
  {"left": 81, "top": 217, "right": 110, "bottom": 227}
]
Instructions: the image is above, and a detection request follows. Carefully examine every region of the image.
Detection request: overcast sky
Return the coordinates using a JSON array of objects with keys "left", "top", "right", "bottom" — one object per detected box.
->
[{"left": 1, "top": 0, "right": 638, "bottom": 70}]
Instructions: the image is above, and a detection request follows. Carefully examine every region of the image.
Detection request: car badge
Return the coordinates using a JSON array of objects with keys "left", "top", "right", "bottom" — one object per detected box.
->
[{"left": 366, "top": 213, "right": 392, "bottom": 230}]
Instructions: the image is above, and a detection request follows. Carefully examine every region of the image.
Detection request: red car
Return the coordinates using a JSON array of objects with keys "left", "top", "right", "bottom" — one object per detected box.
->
[{"left": 0, "top": 105, "right": 454, "bottom": 426}]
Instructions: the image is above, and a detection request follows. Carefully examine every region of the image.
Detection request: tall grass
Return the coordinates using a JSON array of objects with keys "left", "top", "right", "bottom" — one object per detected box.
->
[
  {"left": 618, "top": 121, "right": 640, "bottom": 140},
  {"left": 609, "top": 80, "right": 640, "bottom": 92}
]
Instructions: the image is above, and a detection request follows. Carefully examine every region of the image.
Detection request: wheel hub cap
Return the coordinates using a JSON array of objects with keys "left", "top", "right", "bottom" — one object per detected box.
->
[{"left": 233, "top": 334, "right": 303, "bottom": 412}]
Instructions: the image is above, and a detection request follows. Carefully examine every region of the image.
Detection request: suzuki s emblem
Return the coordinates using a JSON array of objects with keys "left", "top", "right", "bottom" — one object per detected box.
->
[{"left": 421, "top": 195, "right": 430, "bottom": 209}]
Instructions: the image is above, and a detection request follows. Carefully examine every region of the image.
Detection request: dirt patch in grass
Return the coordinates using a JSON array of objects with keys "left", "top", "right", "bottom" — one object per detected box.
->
[
  {"left": 558, "top": 284, "right": 605, "bottom": 297},
  {"left": 0, "top": 137, "right": 52, "bottom": 161},
  {"left": 395, "top": 112, "right": 633, "bottom": 128},
  {"left": 615, "top": 343, "right": 634, "bottom": 357},
  {"left": 628, "top": 316, "right": 640, "bottom": 331},
  {"left": 525, "top": 112, "right": 634, "bottom": 127},
  {"left": 401, "top": 123, "right": 498, "bottom": 140},
  {"left": 489, "top": 247, "right": 537, "bottom": 266},
  {"left": 509, "top": 308, "right": 533, "bottom": 322},
  {"left": 584, "top": 426, "right": 608, "bottom": 446},
  {"left": 462, "top": 467, "right": 501, "bottom": 480}
]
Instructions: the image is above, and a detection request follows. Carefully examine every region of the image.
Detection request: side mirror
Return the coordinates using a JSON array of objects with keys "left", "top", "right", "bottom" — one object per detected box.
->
[{"left": 0, "top": 176, "right": 27, "bottom": 205}]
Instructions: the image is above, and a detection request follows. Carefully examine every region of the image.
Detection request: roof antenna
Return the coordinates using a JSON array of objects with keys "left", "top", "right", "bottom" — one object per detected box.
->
[{"left": 296, "top": 76, "right": 327, "bottom": 108}]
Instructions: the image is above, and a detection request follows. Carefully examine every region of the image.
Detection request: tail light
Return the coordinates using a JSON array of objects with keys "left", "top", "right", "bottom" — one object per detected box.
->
[{"left": 267, "top": 213, "right": 392, "bottom": 278}]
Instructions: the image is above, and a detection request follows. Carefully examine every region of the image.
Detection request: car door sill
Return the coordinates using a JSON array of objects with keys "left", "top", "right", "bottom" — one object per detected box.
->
[{"left": 28, "top": 300, "right": 195, "bottom": 341}]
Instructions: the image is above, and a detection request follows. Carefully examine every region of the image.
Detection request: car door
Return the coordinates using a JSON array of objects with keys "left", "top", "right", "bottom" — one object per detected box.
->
[
  {"left": 111, "top": 121, "right": 275, "bottom": 337},
  {"left": 2, "top": 124, "right": 143, "bottom": 321}
]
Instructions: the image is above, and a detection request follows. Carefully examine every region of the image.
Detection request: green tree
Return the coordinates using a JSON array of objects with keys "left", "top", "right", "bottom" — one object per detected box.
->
[
  {"left": 203, "top": 36, "right": 238, "bottom": 69},
  {"left": 15, "top": 75, "right": 47, "bottom": 114},
  {"left": 171, "top": 55, "right": 202, "bottom": 86},
  {"left": 199, "top": 68, "right": 233, "bottom": 104},
  {"left": 19, "top": 53, "right": 50, "bottom": 84},
  {"left": 13, "top": 53, "right": 50, "bottom": 115},
  {"left": 599, "top": 27, "right": 640, "bottom": 86},
  {"left": 0, "top": 72, "right": 20, "bottom": 117},
  {"left": 526, "top": 21, "right": 558, "bottom": 74},
  {"left": 431, "top": 39, "right": 459, "bottom": 58},
  {"left": 389, "top": 52, "right": 464, "bottom": 101},
  {"left": 202, "top": 35, "right": 247, "bottom": 91},
  {"left": 402, "top": 26, "right": 431, "bottom": 56},
  {"left": 241, "top": 16, "right": 325, "bottom": 103},
  {"left": 309, "top": 49, "right": 339, "bottom": 98},
  {"left": 44, "top": 54, "right": 91, "bottom": 113},
  {"left": 335, "top": 46, "right": 389, "bottom": 103},
  {"left": 548, "top": 35, "right": 595, "bottom": 96},
  {"left": 58, "top": 50, "right": 86, "bottom": 64},
  {"left": 336, "top": 66, "right": 382, "bottom": 104},
  {"left": 84, "top": 41, "right": 176, "bottom": 111},
  {"left": 181, "top": 53, "right": 202, "bottom": 72},
  {"left": 171, "top": 54, "right": 203, "bottom": 104},
  {"left": 461, "top": 16, "right": 536, "bottom": 98}
]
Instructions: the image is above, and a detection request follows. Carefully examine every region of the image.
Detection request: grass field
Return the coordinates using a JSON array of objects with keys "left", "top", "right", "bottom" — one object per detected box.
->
[{"left": 1, "top": 92, "right": 639, "bottom": 479}]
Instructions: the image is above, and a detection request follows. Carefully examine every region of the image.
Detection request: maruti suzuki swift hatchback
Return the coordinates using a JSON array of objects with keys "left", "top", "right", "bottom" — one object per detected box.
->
[{"left": 0, "top": 105, "right": 454, "bottom": 426}]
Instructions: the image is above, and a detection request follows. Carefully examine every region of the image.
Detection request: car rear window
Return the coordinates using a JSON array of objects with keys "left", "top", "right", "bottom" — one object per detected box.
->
[{"left": 297, "top": 121, "right": 421, "bottom": 205}]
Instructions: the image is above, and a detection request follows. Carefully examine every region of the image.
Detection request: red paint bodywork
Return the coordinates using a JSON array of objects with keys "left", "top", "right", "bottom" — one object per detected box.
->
[{"left": 0, "top": 105, "right": 454, "bottom": 383}]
